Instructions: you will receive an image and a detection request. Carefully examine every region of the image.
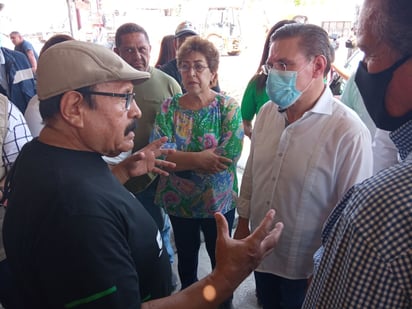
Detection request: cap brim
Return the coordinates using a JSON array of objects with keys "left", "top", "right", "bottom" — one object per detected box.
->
[{"left": 175, "top": 30, "right": 197, "bottom": 38}]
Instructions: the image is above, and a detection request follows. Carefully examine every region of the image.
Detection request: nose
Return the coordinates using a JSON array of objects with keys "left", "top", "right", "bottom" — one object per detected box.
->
[
  {"left": 128, "top": 99, "right": 142, "bottom": 119},
  {"left": 189, "top": 67, "right": 197, "bottom": 76}
]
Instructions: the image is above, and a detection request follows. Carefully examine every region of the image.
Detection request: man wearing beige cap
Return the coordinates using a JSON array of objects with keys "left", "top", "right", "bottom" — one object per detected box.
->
[{"left": 1, "top": 40, "right": 283, "bottom": 308}]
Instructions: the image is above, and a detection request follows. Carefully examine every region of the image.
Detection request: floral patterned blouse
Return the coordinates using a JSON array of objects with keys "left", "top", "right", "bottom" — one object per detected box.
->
[{"left": 152, "top": 93, "right": 244, "bottom": 218}]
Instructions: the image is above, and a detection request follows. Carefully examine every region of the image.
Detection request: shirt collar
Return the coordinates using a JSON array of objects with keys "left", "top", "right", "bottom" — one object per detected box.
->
[
  {"left": 304, "top": 85, "right": 334, "bottom": 116},
  {"left": 390, "top": 120, "right": 412, "bottom": 160},
  {"left": 0, "top": 49, "right": 5, "bottom": 65}
]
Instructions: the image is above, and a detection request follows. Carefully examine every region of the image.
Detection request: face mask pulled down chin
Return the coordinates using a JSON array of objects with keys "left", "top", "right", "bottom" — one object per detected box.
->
[
  {"left": 266, "top": 70, "right": 302, "bottom": 111},
  {"left": 355, "top": 55, "right": 412, "bottom": 131}
]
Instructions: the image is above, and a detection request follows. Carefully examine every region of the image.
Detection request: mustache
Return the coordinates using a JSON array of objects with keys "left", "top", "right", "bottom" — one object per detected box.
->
[{"left": 124, "top": 119, "right": 138, "bottom": 136}]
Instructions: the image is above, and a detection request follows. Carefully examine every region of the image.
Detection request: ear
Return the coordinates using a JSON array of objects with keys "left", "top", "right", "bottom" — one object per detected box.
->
[
  {"left": 312, "top": 55, "right": 327, "bottom": 79},
  {"left": 114, "top": 47, "right": 120, "bottom": 55},
  {"left": 210, "top": 71, "right": 218, "bottom": 88},
  {"left": 59, "top": 91, "right": 86, "bottom": 128}
]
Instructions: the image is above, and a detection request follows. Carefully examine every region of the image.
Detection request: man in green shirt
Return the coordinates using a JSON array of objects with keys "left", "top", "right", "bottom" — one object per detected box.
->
[{"left": 112, "top": 23, "right": 181, "bottom": 284}]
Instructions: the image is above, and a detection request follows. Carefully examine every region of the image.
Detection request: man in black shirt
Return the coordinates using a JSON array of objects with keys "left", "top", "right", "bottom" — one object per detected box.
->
[{"left": 3, "top": 40, "right": 283, "bottom": 308}]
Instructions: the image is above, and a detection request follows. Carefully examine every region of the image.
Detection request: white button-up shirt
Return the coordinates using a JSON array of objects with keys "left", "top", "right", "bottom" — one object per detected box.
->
[{"left": 237, "top": 88, "right": 373, "bottom": 279}]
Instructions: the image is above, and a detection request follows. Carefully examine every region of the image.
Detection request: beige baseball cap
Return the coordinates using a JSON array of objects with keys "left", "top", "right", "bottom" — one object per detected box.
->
[{"left": 37, "top": 40, "right": 150, "bottom": 100}]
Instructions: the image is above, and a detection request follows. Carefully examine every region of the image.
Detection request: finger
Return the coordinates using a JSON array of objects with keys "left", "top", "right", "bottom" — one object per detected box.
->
[
  {"left": 152, "top": 167, "right": 170, "bottom": 176},
  {"left": 219, "top": 157, "right": 233, "bottom": 164},
  {"left": 159, "top": 149, "right": 176, "bottom": 157},
  {"left": 249, "top": 209, "right": 276, "bottom": 242},
  {"left": 146, "top": 137, "right": 169, "bottom": 151},
  {"left": 130, "top": 151, "right": 145, "bottom": 161},
  {"left": 214, "top": 212, "right": 229, "bottom": 240},
  {"left": 155, "top": 159, "right": 176, "bottom": 169},
  {"left": 260, "top": 222, "right": 284, "bottom": 256}
]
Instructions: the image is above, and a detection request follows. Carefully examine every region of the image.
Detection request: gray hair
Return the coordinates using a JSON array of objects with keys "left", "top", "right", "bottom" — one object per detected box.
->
[
  {"left": 360, "top": 0, "right": 412, "bottom": 56},
  {"left": 270, "top": 23, "right": 333, "bottom": 77}
]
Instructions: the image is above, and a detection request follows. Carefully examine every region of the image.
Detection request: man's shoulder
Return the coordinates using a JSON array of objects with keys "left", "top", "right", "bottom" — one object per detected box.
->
[
  {"left": 1, "top": 46, "right": 30, "bottom": 65},
  {"left": 159, "top": 59, "right": 178, "bottom": 76},
  {"left": 146, "top": 67, "right": 181, "bottom": 91}
]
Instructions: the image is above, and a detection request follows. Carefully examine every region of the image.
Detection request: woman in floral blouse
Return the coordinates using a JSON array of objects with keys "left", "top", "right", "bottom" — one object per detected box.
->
[{"left": 152, "top": 36, "right": 243, "bottom": 297}]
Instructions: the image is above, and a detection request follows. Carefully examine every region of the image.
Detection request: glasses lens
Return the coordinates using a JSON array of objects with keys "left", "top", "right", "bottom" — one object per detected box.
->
[
  {"left": 194, "top": 64, "right": 204, "bottom": 72},
  {"left": 125, "top": 93, "right": 134, "bottom": 110},
  {"left": 262, "top": 64, "right": 270, "bottom": 75},
  {"left": 179, "top": 64, "right": 189, "bottom": 72},
  {"left": 273, "top": 62, "right": 287, "bottom": 71}
]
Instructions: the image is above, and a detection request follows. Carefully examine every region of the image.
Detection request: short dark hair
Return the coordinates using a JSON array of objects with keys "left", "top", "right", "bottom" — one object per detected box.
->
[
  {"left": 115, "top": 23, "right": 150, "bottom": 48},
  {"left": 270, "top": 23, "right": 334, "bottom": 77},
  {"left": 39, "top": 86, "right": 94, "bottom": 121},
  {"left": 40, "top": 34, "right": 74, "bottom": 56}
]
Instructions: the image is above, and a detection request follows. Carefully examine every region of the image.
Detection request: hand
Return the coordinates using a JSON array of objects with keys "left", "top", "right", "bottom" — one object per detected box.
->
[
  {"left": 213, "top": 209, "right": 283, "bottom": 290},
  {"left": 243, "top": 120, "right": 252, "bottom": 139},
  {"left": 142, "top": 210, "right": 283, "bottom": 308},
  {"left": 233, "top": 217, "right": 251, "bottom": 240},
  {"left": 195, "top": 148, "right": 232, "bottom": 174},
  {"left": 111, "top": 137, "right": 176, "bottom": 184}
]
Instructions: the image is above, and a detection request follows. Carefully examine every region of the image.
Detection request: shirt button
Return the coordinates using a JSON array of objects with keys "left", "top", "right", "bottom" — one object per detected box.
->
[
  {"left": 272, "top": 177, "right": 276, "bottom": 181},
  {"left": 266, "top": 201, "right": 270, "bottom": 205},
  {"left": 278, "top": 153, "right": 283, "bottom": 157}
]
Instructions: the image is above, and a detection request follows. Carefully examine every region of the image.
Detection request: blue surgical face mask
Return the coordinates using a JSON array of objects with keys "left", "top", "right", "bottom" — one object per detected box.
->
[{"left": 266, "top": 69, "right": 302, "bottom": 111}]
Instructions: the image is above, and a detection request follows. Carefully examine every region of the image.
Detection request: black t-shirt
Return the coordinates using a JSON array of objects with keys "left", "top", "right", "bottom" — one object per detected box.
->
[{"left": 3, "top": 139, "right": 172, "bottom": 308}]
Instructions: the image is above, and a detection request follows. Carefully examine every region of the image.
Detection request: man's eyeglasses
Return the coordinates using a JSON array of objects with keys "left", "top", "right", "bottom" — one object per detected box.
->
[
  {"left": 262, "top": 62, "right": 288, "bottom": 75},
  {"left": 81, "top": 91, "right": 135, "bottom": 110},
  {"left": 178, "top": 63, "right": 209, "bottom": 73}
]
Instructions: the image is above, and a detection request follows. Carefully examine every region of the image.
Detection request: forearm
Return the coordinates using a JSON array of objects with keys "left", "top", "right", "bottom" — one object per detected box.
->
[
  {"left": 142, "top": 271, "right": 233, "bottom": 309},
  {"left": 166, "top": 151, "right": 201, "bottom": 171}
]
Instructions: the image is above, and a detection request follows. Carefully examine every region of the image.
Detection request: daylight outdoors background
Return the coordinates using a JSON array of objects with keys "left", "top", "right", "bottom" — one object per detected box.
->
[
  {"left": 0, "top": 0, "right": 364, "bottom": 190},
  {"left": 0, "top": 1, "right": 364, "bottom": 307}
]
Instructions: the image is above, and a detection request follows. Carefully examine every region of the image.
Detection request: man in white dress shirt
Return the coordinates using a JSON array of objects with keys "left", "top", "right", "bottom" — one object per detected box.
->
[{"left": 234, "top": 23, "right": 373, "bottom": 309}]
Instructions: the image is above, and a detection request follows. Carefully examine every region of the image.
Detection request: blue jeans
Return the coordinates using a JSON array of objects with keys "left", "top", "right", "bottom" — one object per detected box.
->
[
  {"left": 136, "top": 178, "right": 174, "bottom": 264},
  {"left": 170, "top": 209, "right": 235, "bottom": 289},
  {"left": 254, "top": 271, "right": 308, "bottom": 309}
]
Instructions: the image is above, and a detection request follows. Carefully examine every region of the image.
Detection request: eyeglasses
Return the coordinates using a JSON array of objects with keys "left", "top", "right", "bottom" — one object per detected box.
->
[
  {"left": 178, "top": 63, "right": 209, "bottom": 73},
  {"left": 81, "top": 91, "right": 135, "bottom": 111},
  {"left": 262, "top": 61, "right": 288, "bottom": 75}
]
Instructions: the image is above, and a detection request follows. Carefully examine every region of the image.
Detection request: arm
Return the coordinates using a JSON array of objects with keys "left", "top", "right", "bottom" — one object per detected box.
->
[
  {"left": 331, "top": 63, "right": 350, "bottom": 81},
  {"left": 241, "top": 79, "right": 258, "bottom": 139},
  {"left": 234, "top": 131, "right": 255, "bottom": 240},
  {"left": 216, "top": 96, "right": 243, "bottom": 162},
  {"left": 335, "top": 124, "right": 373, "bottom": 198},
  {"left": 372, "top": 129, "right": 399, "bottom": 174},
  {"left": 152, "top": 97, "right": 233, "bottom": 174},
  {"left": 25, "top": 50, "right": 37, "bottom": 73},
  {"left": 143, "top": 209, "right": 283, "bottom": 309}
]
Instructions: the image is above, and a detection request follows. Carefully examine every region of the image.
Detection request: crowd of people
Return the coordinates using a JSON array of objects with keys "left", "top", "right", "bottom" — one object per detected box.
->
[{"left": 0, "top": 0, "right": 411, "bottom": 308}]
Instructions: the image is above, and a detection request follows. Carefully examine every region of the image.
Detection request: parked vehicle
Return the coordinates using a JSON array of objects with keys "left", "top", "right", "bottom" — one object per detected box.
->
[{"left": 203, "top": 6, "right": 242, "bottom": 56}]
